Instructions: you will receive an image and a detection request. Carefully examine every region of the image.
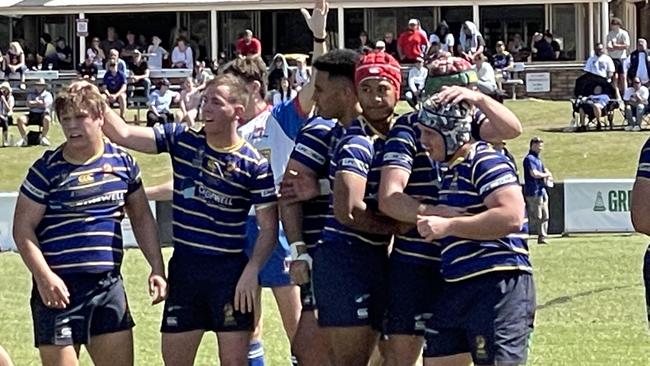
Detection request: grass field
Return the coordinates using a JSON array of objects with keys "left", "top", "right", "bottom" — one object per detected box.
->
[
  {"left": 0, "top": 100, "right": 648, "bottom": 192},
  {"left": 1, "top": 237, "right": 650, "bottom": 365}
]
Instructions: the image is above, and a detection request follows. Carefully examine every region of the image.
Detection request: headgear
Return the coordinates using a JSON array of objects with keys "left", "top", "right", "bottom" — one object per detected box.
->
[
  {"left": 355, "top": 51, "right": 402, "bottom": 97},
  {"left": 417, "top": 94, "right": 473, "bottom": 160}
]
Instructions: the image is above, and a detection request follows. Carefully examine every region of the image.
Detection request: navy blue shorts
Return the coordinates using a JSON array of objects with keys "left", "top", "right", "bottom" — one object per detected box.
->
[
  {"left": 161, "top": 250, "right": 254, "bottom": 333},
  {"left": 31, "top": 271, "right": 134, "bottom": 347},
  {"left": 245, "top": 216, "right": 292, "bottom": 288},
  {"left": 385, "top": 257, "right": 443, "bottom": 336},
  {"left": 423, "top": 271, "right": 535, "bottom": 365},
  {"left": 313, "top": 240, "right": 389, "bottom": 330}
]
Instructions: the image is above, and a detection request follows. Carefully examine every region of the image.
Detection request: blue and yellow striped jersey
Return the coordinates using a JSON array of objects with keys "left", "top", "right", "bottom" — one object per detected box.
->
[
  {"left": 382, "top": 112, "right": 443, "bottom": 264},
  {"left": 154, "top": 123, "right": 277, "bottom": 256},
  {"left": 322, "top": 117, "right": 392, "bottom": 247},
  {"left": 20, "top": 142, "right": 142, "bottom": 275},
  {"left": 289, "top": 117, "right": 343, "bottom": 252},
  {"left": 438, "top": 141, "right": 531, "bottom": 282},
  {"left": 637, "top": 137, "right": 650, "bottom": 180}
]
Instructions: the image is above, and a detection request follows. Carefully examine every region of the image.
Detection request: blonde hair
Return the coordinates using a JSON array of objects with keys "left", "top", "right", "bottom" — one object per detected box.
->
[
  {"left": 55, "top": 81, "right": 105, "bottom": 121},
  {"left": 9, "top": 42, "right": 23, "bottom": 55},
  {"left": 205, "top": 74, "right": 250, "bottom": 107}
]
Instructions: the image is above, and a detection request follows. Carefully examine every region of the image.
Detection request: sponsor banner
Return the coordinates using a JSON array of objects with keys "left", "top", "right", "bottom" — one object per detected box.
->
[
  {"left": 0, "top": 192, "right": 155, "bottom": 252},
  {"left": 564, "top": 179, "right": 635, "bottom": 233}
]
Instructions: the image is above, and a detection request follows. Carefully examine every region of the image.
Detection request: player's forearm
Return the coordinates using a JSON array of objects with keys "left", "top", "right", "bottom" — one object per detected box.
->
[
  {"left": 475, "top": 93, "right": 522, "bottom": 141},
  {"left": 279, "top": 200, "right": 304, "bottom": 244},
  {"left": 129, "top": 208, "right": 165, "bottom": 275},
  {"left": 379, "top": 191, "right": 425, "bottom": 224},
  {"left": 102, "top": 106, "right": 158, "bottom": 153},
  {"left": 337, "top": 200, "right": 397, "bottom": 235},
  {"left": 13, "top": 230, "right": 54, "bottom": 281},
  {"left": 446, "top": 207, "right": 523, "bottom": 240},
  {"left": 248, "top": 225, "right": 278, "bottom": 271}
]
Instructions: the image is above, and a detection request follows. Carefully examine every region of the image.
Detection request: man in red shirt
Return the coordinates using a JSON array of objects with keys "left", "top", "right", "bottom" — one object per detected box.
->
[
  {"left": 236, "top": 29, "right": 262, "bottom": 58},
  {"left": 397, "top": 19, "right": 428, "bottom": 63}
]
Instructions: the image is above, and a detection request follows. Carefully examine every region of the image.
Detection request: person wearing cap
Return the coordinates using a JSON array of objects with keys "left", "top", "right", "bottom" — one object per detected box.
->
[
  {"left": 102, "top": 61, "right": 128, "bottom": 118},
  {"left": 607, "top": 17, "right": 631, "bottom": 99},
  {"left": 415, "top": 93, "right": 533, "bottom": 366},
  {"left": 15, "top": 79, "right": 52, "bottom": 147},
  {"left": 523, "top": 136, "right": 552, "bottom": 244},
  {"left": 405, "top": 57, "right": 428, "bottom": 108},
  {"left": 492, "top": 40, "right": 514, "bottom": 90},
  {"left": 129, "top": 50, "right": 152, "bottom": 98},
  {"left": 146, "top": 78, "right": 177, "bottom": 127},
  {"left": 0, "top": 81, "right": 14, "bottom": 147},
  {"left": 627, "top": 38, "right": 650, "bottom": 87},
  {"left": 77, "top": 54, "right": 98, "bottom": 81},
  {"left": 236, "top": 29, "right": 262, "bottom": 58},
  {"left": 398, "top": 19, "right": 428, "bottom": 63}
]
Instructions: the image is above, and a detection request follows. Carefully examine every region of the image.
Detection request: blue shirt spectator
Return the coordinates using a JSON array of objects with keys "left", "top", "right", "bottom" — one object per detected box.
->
[
  {"left": 523, "top": 139, "right": 547, "bottom": 197},
  {"left": 103, "top": 67, "right": 126, "bottom": 94},
  {"left": 149, "top": 88, "right": 175, "bottom": 114}
]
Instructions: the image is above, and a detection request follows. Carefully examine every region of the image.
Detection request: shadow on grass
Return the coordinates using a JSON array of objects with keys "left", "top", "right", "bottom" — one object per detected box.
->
[{"left": 537, "top": 284, "right": 639, "bottom": 310}]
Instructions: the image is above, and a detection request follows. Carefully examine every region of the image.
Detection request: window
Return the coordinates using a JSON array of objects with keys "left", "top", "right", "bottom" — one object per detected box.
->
[
  {"left": 551, "top": 4, "right": 577, "bottom": 60},
  {"left": 479, "top": 5, "right": 544, "bottom": 61}
]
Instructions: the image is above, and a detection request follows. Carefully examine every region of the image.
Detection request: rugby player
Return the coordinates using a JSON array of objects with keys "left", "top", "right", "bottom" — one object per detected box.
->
[
  {"left": 631, "top": 137, "right": 650, "bottom": 325},
  {"left": 415, "top": 94, "right": 535, "bottom": 366},
  {"left": 378, "top": 82, "right": 523, "bottom": 366},
  {"left": 13, "top": 82, "right": 167, "bottom": 366},
  {"left": 279, "top": 48, "right": 361, "bottom": 366},
  {"left": 101, "top": 74, "right": 279, "bottom": 366}
]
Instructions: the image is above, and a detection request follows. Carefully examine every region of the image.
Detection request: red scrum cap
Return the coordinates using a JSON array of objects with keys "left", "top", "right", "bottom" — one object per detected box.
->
[{"left": 355, "top": 51, "right": 402, "bottom": 97}]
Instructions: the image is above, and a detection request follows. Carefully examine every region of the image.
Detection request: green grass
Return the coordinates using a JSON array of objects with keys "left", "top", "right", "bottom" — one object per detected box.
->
[{"left": 2, "top": 237, "right": 650, "bottom": 365}]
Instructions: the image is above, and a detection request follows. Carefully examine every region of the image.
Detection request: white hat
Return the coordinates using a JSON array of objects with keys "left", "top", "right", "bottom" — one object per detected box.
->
[
  {"left": 408, "top": 19, "right": 418, "bottom": 25},
  {"left": 375, "top": 40, "right": 386, "bottom": 49}
]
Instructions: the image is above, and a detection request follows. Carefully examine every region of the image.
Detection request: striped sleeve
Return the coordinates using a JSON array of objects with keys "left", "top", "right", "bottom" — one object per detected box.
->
[
  {"left": 472, "top": 149, "right": 519, "bottom": 201},
  {"left": 335, "top": 136, "right": 373, "bottom": 179},
  {"left": 471, "top": 109, "right": 487, "bottom": 141},
  {"left": 153, "top": 122, "right": 188, "bottom": 155},
  {"left": 637, "top": 138, "right": 650, "bottom": 180},
  {"left": 289, "top": 120, "right": 331, "bottom": 173},
  {"left": 251, "top": 158, "right": 278, "bottom": 208},
  {"left": 125, "top": 153, "right": 143, "bottom": 194},
  {"left": 20, "top": 155, "right": 50, "bottom": 204},
  {"left": 383, "top": 118, "right": 417, "bottom": 172}
]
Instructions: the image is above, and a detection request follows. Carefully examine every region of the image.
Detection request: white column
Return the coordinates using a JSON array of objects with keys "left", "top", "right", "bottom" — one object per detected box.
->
[
  {"left": 78, "top": 13, "right": 86, "bottom": 63},
  {"left": 588, "top": 2, "right": 594, "bottom": 56},
  {"left": 601, "top": 0, "right": 609, "bottom": 49},
  {"left": 211, "top": 10, "right": 218, "bottom": 61},
  {"left": 472, "top": 2, "right": 480, "bottom": 29},
  {"left": 337, "top": 6, "right": 345, "bottom": 49}
]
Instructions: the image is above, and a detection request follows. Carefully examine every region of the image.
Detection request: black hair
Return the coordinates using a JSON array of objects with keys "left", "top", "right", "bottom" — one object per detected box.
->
[
  {"left": 312, "top": 49, "right": 359, "bottom": 82},
  {"left": 41, "top": 33, "right": 52, "bottom": 43},
  {"left": 435, "top": 21, "right": 450, "bottom": 38}
]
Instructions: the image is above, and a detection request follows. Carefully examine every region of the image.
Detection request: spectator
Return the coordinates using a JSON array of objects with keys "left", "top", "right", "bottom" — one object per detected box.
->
[
  {"left": 583, "top": 43, "right": 614, "bottom": 80},
  {"left": 15, "top": 79, "right": 53, "bottom": 147},
  {"left": 623, "top": 77, "right": 649, "bottom": 131},
  {"left": 375, "top": 40, "right": 386, "bottom": 52},
  {"left": 87, "top": 37, "right": 106, "bottom": 70},
  {"left": 405, "top": 57, "right": 427, "bottom": 108},
  {"left": 272, "top": 77, "right": 297, "bottom": 107},
  {"left": 39, "top": 33, "right": 58, "bottom": 69},
  {"left": 122, "top": 31, "right": 144, "bottom": 67},
  {"left": 475, "top": 54, "right": 498, "bottom": 95},
  {"left": 55, "top": 37, "right": 73, "bottom": 70},
  {"left": 236, "top": 29, "right": 262, "bottom": 58},
  {"left": 192, "top": 60, "right": 213, "bottom": 89},
  {"left": 147, "top": 35, "right": 169, "bottom": 70},
  {"left": 357, "top": 31, "right": 373, "bottom": 53},
  {"left": 100, "top": 26, "right": 125, "bottom": 57},
  {"left": 146, "top": 78, "right": 176, "bottom": 126},
  {"left": 627, "top": 38, "right": 650, "bottom": 86},
  {"left": 398, "top": 19, "right": 428, "bottom": 63},
  {"left": 4, "top": 42, "right": 26, "bottom": 88},
  {"left": 532, "top": 31, "right": 560, "bottom": 61},
  {"left": 607, "top": 17, "right": 631, "bottom": 99},
  {"left": 458, "top": 21, "right": 485, "bottom": 62},
  {"left": 523, "top": 137, "right": 552, "bottom": 245},
  {"left": 382, "top": 32, "right": 399, "bottom": 58},
  {"left": 102, "top": 61, "right": 127, "bottom": 118},
  {"left": 508, "top": 33, "right": 525, "bottom": 54},
  {"left": 493, "top": 41, "right": 515, "bottom": 90},
  {"left": 177, "top": 26, "right": 201, "bottom": 61},
  {"left": 268, "top": 53, "right": 291, "bottom": 92},
  {"left": 171, "top": 38, "right": 193, "bottom": 68},
  {"left": 0, "top": 82, "right": 14, "bottom": 147},
  {"left": 77, "top": 55, "right": 98, "bottom": 81},
  {"left": 108, "top": 48, "right": 128, "bottom": 76},
  {"left": 292, "top": 56, "right": 311, "bottom": 90},
  {"left": 414, "top": 19, "right": 428, "bottom": 42},
  {"left": 577, "top": 85, "right": 611, "bottom": 131},
  {"left": 425, "top": 40, "right": 450, "bottom": 61},
  {"left": 129, "top": 50, "right": 151, "bottom": 97},
  {"left": 176, "top": 76, "right": 202, "bottom": 128},
  {"left": 429, "top": 20, "right": 454, "bottom": 54}
]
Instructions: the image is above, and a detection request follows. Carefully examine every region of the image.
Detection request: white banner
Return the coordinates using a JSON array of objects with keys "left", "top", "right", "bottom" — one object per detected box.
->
[
  {"left": 0, "top": 192, "right": 155, "bottom": 252},
  {"left": 564, "top": 179, "right": 635, "bottom": 233}
]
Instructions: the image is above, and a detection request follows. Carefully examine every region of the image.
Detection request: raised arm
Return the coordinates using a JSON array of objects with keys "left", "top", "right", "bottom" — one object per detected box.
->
[
  {"left": 102, "top": 103, "right": 158, "bottom": 153},
  {"left": 298, "top": 0, "right": 329, "bottom": 114}
]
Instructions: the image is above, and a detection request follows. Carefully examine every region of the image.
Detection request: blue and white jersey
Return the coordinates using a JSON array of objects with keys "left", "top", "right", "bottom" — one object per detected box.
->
[
  {"left": 154, "top": 123, "right": 277, "bottom": 256},
  {"left": 289, "top": 117, "right": 344, "bottom": 252},
  {"left": 437, "top": 141, "right": 531, "bottom": 282},
  {"left": 322, "top": 117, "right": 392, "bottom": 247},
  {"left": 637, "top": 137, "right": 650, "bottom": 180},
  {"left": 20, "top": 142, "right": 141, "bottom": 275},
  {"left": 382, "top": 112, "right": 443, "bottom": 265}
]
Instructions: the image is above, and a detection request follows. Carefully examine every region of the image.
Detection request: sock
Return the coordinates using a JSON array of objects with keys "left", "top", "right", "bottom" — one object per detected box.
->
[
  {"left": 291, "top": 354, "right": 299, "bottom": 366},
  {"left": 248, "top": 341, "right": 265, "bottom": 366}
]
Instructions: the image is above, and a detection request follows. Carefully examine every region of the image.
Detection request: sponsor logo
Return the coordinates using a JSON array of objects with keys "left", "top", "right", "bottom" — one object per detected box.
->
[
  {"left": 166, "top": 316, "right": 178, "bottom": 326},
  {"left": 198, "top": 184, "right": 233, "bottom": 206},
  {"left": 593, "top": 190, "right": 632, "bottom": 212},
  {"left": 223, "top": 303, "right": 237, "bottom": 327},
  {"left": 357, "top": 308, "right": 368, "bottom": 319},
  {"left": 102, "top": 163, "right": 113, "bottom": 173},
  {"left": 73, "top": 191, "right": 124, "bottom": 207},
  {"left": 475, "top": 335, "right": 488, "bottom": 360},
  {"left": 78, "top": 173, "right": 95, "bottom": 185},
  {"left": 340, "top": 158, "right": 368, "bottom": 173},
  {"left": 260, "top": 187, "right": 276, "bottom": 198},
  {"left": 295, "top": 143, "right": 326, "bottom": 164}
]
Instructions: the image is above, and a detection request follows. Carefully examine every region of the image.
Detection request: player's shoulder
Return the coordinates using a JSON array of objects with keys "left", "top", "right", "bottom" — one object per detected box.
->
[
  {"left": 300, "top": 116, "right": 336, "bottom": 134},
  {"left": 239, "top": 140, "right": 267, "bottom": 164},
  {"left": 33, "top": 146, "right": 63, "bottom": 169},
  {"left": 468, "top": 141, "right": 503, "bottom": 163}
]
